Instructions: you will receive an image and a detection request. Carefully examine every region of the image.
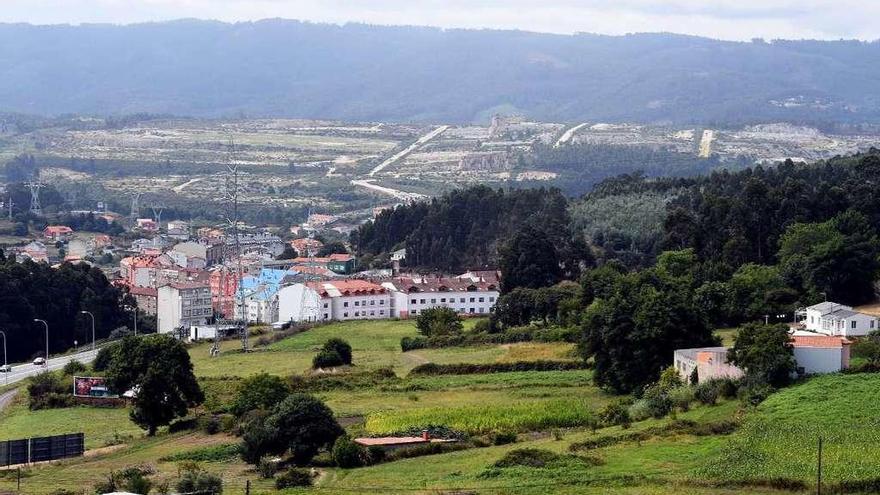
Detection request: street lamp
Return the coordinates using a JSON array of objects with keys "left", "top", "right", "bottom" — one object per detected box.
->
[
  {"left": 80, "top": 311, "right": 96, "bottom": 351},
  {"left": 0, "top": 330, "right": 7, "bottom": 385},
  {"left": 124, "top": 305, "right": 138, "bottom": 336},
  {"left": 33, "top": 319, "right": 48, "bottom": 367}
]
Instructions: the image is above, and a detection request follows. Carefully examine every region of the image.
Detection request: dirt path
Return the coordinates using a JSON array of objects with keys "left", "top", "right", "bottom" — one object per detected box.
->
[{"left": 0, "top": 389, "right": 19, "bottom": 413}]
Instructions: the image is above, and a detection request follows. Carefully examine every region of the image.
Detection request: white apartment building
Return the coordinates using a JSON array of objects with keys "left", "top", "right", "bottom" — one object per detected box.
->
[
  {"left": 381, "top": 273, "right": 500, "bottom": 318},
  {"left": 157, "top": 282, "right": 213, "bottom": 334},
  {"left": 799, "top": 301, "right": 877, "bottom": 337},
  {"left": 276, "top": 280, "right": 390, "bottom": 323}
]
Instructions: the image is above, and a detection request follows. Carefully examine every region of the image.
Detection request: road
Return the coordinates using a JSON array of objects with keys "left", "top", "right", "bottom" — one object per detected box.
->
[
  {"left": 368, "top": 125, "right": 448, "bottom": 176},
  {"left": 350, "top": 179, "right": 428, "bottom": 202},
  {"left": 0, "top": 348, "right": 101, "bottom": 386},
  {"left": 554, "top": 122, "right": 588, "bottom": 147}
]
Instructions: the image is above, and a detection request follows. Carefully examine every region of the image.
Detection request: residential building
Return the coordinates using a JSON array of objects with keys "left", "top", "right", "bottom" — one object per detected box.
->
[
  {"left": 209, "top": 266, "right": 238, "bottom": 318},
  {"left": 136, "top": 218, "right": 158, "bottom": 232},
  {"left": 167, "top": 220, "right": 190, "bottom": 239},
  {"left": 43, "top": 225, "right": 73, "bottom": 241},
  {"left": 381, "top": 273, "right": 500, "bottom": 318},
  {"left": 798, "top": 301, "right": 877, "bottom": 337},
  {"left": 791, "top": 333, "right": 852, "bottom": 374},
  {"left": 673, "top": 347, "right": 744, "bottom": 384},
  {"left": 233, "top": 268, "right": 295, "bottom": 323},
  {"left": 290, "top": 238, "right": 323, "bottom": 257},
  {"left": 675, "top": 333, "right": 853, "bottom": 383},
  {"left": 129, "top": 286, "right": 158, "bottom": 316},
  {"left": 327, "top": 253, "right": 358, "bottom": 274},
  {"left": 157, "top": 282, "right": 212, "bottom": 334},
  {"left": 277, "top": 280, "right": 390, "bottom": 323},
  {"left": 67, "top": 238, "right": 90, "bottom": 258},
  {"left": 17, "top": 241, "right": 48, "bottom": 263},
  {"left": 91, "top": 234, "right": 112, "bottom": 250}
]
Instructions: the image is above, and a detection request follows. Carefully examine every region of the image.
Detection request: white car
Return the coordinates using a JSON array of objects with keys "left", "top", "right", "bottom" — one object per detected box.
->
[
  {"left": 32, "top": 357, "right": 46, "bottom": 366},
  {"left": 0, "top": 365, "right": 11, "bottom": 373}
]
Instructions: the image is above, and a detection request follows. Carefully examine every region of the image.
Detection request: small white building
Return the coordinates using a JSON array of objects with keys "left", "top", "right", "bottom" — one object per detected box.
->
[
  {"left": 791, "top": 333, "right": 852, "bottom": 375},
  {"left": 276, "top": 283, "right": 322, "bottom": 324},
  {"left": 157, "top": 282, "right": 212, "bottom": 335},
  {"left": 673, "top": 347, "right": 744, "bottom": 384},
  {"left": 799, "top": 302, "right": 877, "bottom": 337}
]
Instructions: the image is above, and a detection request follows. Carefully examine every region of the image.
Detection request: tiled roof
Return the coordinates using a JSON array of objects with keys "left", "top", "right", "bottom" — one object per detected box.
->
[
  {"left": 307, "top": 279, "right": 386, "bottom": 298},
  {"left": 128, "top": 286, "right": 158, "bottom": 297},
  {"left": 792, "top": 335, "right": 851, "bottom": 348}
]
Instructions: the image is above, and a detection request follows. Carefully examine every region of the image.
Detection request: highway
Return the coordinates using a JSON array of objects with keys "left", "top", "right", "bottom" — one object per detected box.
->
[{"left": 0, "top": 348, "right": 101, "bottom": 386}]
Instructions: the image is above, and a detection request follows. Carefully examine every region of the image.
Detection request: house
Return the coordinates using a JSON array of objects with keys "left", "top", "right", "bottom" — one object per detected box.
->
[
  {"left": 129, "top": 286, "right": 158, "bottom": 316},
  {"left": 209, "top": 266, "right": 239, "bottom": 318},
  {"left": 354, "top": 431, "right": 456, "bottom": 452},
  {"left": 327, "top": 253, "right": 358, "bottom": 274},
  {"left": 791, "top": 333, "right": 852, "bottom": 374},
  {"left": 92, "top": 234, "right": 112, "bottom": 250},
  {"left": 157, "top": 282, "right": 212, "bottom": 335},
  {"left": 381, "top": 274, "right": 500, "bottom": 319},
  {"left": 67, "top": 238, "right": 90, "bottom": 258},
  {"left": 17, "top": 241, "right": 48, "bottom": 263},
  {"left": 290, "top": 238, "right": 323, "bottom": 257},
  {"left": 675, "top": 333, "right": 853, "bottom": 383},
  {"left": 43, "top": 225, "right": 73, "bottom": 241},
  {"left": 233, "top": 268, "right": 295, "bottom": 323},
  {"left": 135, "top": 218, "right": 158, "bottom": 232},
  {"left": 277, "top": 280, "right": 390, "bottom": 323},
  {"left": 798, "top": 302, "right": 877, "bottom": 337},
  {"left": 167, "top": 220, "right": 190, "bottom": 239},
  {"left": 673, "top": 347, "right": 744, "bottom": 384}
]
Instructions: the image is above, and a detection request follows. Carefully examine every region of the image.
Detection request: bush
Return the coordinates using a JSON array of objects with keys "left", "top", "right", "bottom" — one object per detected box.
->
[
  {"left": 599, "top": 400, "right": 632, "bottom": 428},
  {"left": 198, "top": 415, "right": 221, "bottom": 435},
  {"left": 312, "top": 349, "right": 344, "bottom": 369},
  {"left": 416, "top": 307, "right": 463, "bottom": 337},
  {"left": 409, "top": 360, "right": 589, "bottom": 376},
  {"left": 159, "top": 444, "right": 241, "bottom": 463},
  {"left": 257, "top": 456, "right": 278, "bottom": 479},
  {"left": 62, "top": 360, "right": 88, "bottom": 376},
  {"left": 27, "top": 372, "right": 72, "bottom": 410},
  {"left": 492, "top": 431, "right": 518, "bottom": 445},
  {"left": 492, "top": 449, "right": 565, "bottom": 468},
  {"left": 738, "top": 382, "right": 774, "bottom": 407},
  {"left": 230, "top": 373, "right": 290, "bottom": 416},
  {"left": 472, "top": 318, "right": 492, "bottom": 333},
  {"left": 400, "top": 336, "right": 429, "bottom": 352},
  {"left": 175, "top": 470, "right": 223, "bottom": 494},
  {"left": 92, "top": 342, "right": 119, "bottom": 372},
  {"left": 331, "top": 435, "right": 367, "bottom": 468},
  {"left": 657, "top": 366, "right": 683, "bottom": 391},
  {"left": 668, "top": 386, "right": 695, "bottom": 412},
  {"left": 275, "top": 468, "right": 312, "bottom": 488},
  {"left": 322, "top": 338, "right": 353, "bottom": 365},
  {"left": 628, "top": 399, "right": 653, "bottom": 422},
  {"left": 641, "top": 384, "right": 672, "bottom": 418},
  {"left": 695, "top": 381, "right": 720, "bottom": 405}
]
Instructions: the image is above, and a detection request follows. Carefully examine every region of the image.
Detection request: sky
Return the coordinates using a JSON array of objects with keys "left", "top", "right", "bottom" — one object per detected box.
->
[{"left": 0, "top": 0, "right": 876, "bottom": 42}]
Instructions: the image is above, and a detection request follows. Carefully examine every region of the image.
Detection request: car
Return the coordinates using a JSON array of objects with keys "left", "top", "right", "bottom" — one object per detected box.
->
[
  {"left": 32, "top": 357, "right": 46, "bottom": 366},
  {"left": 0, "top": 365, "right": 11, "bottom": 373}
]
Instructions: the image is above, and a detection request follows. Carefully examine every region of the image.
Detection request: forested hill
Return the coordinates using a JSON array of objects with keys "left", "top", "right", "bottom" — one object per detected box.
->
[{"left": 1, "top": 20, "right": 880, "bottom": 124}]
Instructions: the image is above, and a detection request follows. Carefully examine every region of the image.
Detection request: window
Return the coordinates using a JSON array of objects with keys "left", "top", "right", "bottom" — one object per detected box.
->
[
  {"left": 460, "top": 298, "right": 465, "bottom": 303},
  {"left": 469, "top": 308, "right": 475, "bottom": 313},
  {"left": 370, "top": 311, "right": 375, "bottom": 316},
  {"left": 380, "top": 310, "right": 385, "bottom": 315},
  {"left": 440, "top": 298, "right": 446, "bottom": 303},
  {"left": 324, "top": 303, "right": 328, "bottom": 308},
  {"left": 479, "top": 297, "right": 485, "bottom": 302},
  {"left": 354, "top": 301, "right": 360, "bottom": 307},
  {"left": 344, "top": 312, "right": 349, "bottom": 318},
  {"left": 852, "top": 320, "right": 857, "bottom": 329},
  {"left": 411, "top": 299, "right": 417, "bottom": 304},
  {"left": 431, "top": 298, "right": 436, "bottom": 304},
  {"left": 371, "top": 300, "right": 375, "bottom": 305},
  {"left": 470, "top": 297, "right": 475, "bottom": 303},
  {"left": 323, "top": 313, "right": 329, "bottom": 319},
  {"left": 380, "top": 300, "right": 385, "bottom": 305},
  {"left": 354, "top": 311, "right": 360, "bottom": 317},
  {"left": 479, "top": 307, "right": 485, "bottom": 313},
  {"left": 344, "top": 302, "right": 349, "bottom": 307},
  {"left": 872, "top": 320, "right": 876, "bottom": 329},
  {"left": 420, "top": 299, "right": 426, "bottom": 304},
  {"left": 489, "top": 297, "right": 495, "bottom": 302}
]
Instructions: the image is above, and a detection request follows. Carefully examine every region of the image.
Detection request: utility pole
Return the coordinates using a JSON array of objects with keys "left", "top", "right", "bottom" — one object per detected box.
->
[
  {"left": 0, "top": 330, "right": 7, "bottom": 385},
  {"left": 80, "top": 311, "right": 96, "bottom": 351},
  {"left": 224, "top": 138, "right": 248, "bottom": 352},
  {"left": 130, "top": 193, "right": 141, "bottom": 229},
  {"left": 33, "top": 319, "right": 48, "bottom": 367},
  {"left": 6, "top": 197, "right": 12, "bottom": 220},
  {"left": 817, "top": 436, "right": 823, "bottom": 495}
]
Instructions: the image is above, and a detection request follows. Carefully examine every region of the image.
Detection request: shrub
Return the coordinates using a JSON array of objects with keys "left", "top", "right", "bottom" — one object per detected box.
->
[
  {"left": 738, "top": 382, "right": 774, "bottom": 407},
  {"left": 657, "top": 366, "right": 683, "bottom": 391},
  {"left": 384, "top": 442, "right": 469, "bottom": 461},
  {"left": 628, "top": 399, "right": 653, "bottom": 422},
  {"left": 409, "top": 360, "right": 589, "bottom": 376},
  {"left": 264, "top": 394, "right": 344, "bottom": 465},
  {"left": 62, "top": 360, "right": 88, "bottom": 376},
  {"left": 198, "top": 415, "right": 221, "bottom": 434},
  {"left": 230, "top": 373, "right": 290, "bottom": 416},
  {"left": 257, "top": 456, "right": 278, "bottom": 479},
  {"left": 159, "top": 444, "right": 241, "bottom": 463},
  {"left": 492, "top": 449, "right": 595, "bottom": 468},
  {"left": 27, "top": 372, "right": 72, "bottom": 410},
  {"left": 641, "top": 385, "right": 672, "bottom": 418},
  {"left": 175, "top": 470, "right": 223, "bottom": 494},
  {"left": 400, "top": 336, "right": 429, "bottom": 352},
  {"left": 92, "top": 343, "right": 119, "bottom": 372},
  {"left": 416, "top": 307, "right": 463, "bottom": 337},
  {"left": 322, "top": 338, "right": 353, "bottom": 365},
  {"left": 275, "top": 468, "right": 312, "bottom": 488},
  {"left": 668, "top": 386, "right": 695, "bottom": 412},
  {"left": 332, "top": 435, "right": 367, "bottom": 468},
  {"left": 492, "top": 431, "right": 518, "bottom": 445},
  {"left": 472, "top": 318, "right": 492, "bottom": 333},
  {"left": 715, "top": 377, "right": 739, "bottom": 399},
  {"left": 599, "top": 400, "right": 632, "bottom": 429},
  {"left": 695, "top": 381, "right": 720, "bottom": 405},
  {"left": 312, "top": 349, "right": 344, "bottom": 369}
]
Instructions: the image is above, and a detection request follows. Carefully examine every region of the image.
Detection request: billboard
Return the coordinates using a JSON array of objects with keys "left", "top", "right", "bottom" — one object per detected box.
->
[{"left": 73, "top": 376, "right": 118, "bottom": 398}]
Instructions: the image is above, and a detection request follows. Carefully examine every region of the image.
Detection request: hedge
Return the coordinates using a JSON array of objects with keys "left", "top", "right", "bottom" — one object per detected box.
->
[{"left": 408, "top": 360, "right": 590, "bottom": 376}]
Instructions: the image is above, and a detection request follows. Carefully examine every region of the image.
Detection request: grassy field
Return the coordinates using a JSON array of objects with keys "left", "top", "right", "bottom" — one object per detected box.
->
[
  {"left": 698, "top": 372, "right": 880, "bottom": 486},
  {"left": 189, "top": 319, "right": 575, "bottom": 378}
]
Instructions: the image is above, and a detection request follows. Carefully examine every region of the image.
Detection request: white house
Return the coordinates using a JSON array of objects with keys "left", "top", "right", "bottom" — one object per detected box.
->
[
  {"left": 157, "top": 282, "right": 212, "bottom": 334},
  {"left": 673, "top": 347, "right": 744, "bottom": 384},
  {"left": 381, "top": 272, "right": 500, "bottom": 319},
  {"left": 791, "top": 333, "right": 852, "bottom": 374},
  {"left": 276, "top": 283, "right": 322, "bottom": 324},
  {"left": 799, "top": 302, "right": 877, "bottom": 337}
]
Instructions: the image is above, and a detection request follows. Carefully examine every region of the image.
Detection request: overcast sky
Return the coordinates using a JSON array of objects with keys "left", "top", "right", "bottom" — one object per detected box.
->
[{"left": 0, "top": 0, "right": 876, "bottom": 42}]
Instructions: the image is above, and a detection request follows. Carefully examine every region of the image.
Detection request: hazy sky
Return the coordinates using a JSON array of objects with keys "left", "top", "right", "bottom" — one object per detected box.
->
[{"left": 0, "top": 1, "right": 876, "bottom": 41}]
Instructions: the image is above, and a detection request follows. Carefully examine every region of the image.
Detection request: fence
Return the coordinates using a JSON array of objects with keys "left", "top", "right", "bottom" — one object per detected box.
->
[{"left": 0, "top": 433, "right": 84, "bottom": 466}]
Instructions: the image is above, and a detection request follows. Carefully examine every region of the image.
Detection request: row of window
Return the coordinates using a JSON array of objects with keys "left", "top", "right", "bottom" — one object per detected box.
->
[
  {"left": 341, "top": 299, "right": 387, "bottom": 308},
  {"left": 410, "top": 296, "right": 494, "bottom": 305},
  {"left": 411, "top": 307, "right": 492, "bottom": 315},
  {"left": 183, "top": 308, "right": 211, "bottom": 317},
  {"left": 342, "top": 309, "right": 386, "bottom": 318}
]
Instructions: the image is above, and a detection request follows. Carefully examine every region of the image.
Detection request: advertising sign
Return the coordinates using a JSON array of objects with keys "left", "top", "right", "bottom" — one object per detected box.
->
[{"left": 73, "top": 376, "right": 118, "bottom": 398}]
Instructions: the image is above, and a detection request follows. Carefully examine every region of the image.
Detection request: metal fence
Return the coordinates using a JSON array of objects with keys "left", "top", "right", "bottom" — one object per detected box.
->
[{"left": 0, "top": 433, "right": 83, "bottom": 466}]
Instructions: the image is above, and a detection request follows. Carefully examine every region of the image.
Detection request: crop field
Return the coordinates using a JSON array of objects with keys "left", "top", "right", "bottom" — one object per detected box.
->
[
  {"left": 698, "top": 373, "right": 880, "bottom": 486},
  {"left": 189, "top": 319, "right": 574, "bottom": 378}
]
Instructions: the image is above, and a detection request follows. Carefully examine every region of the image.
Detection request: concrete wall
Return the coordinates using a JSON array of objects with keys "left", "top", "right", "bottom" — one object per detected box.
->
[{"left": 793, "top": 347, "right": 844, "bottom": 374}]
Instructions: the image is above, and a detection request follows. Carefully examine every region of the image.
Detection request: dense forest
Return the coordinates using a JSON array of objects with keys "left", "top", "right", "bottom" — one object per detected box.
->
[
  {"left": 354, "top": 186, "right": 590, "bottom": 274},
  {"left": 1, "top": 21, "right": 880, "bottom": 124},
  {"left": 0, "top": 255, "right": 136, "bottom": 362}
]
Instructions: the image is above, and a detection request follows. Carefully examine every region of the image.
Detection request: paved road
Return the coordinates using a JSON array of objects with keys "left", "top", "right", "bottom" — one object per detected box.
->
[{"left": 0, "top": 348, "right": 101, "bottom": 386}]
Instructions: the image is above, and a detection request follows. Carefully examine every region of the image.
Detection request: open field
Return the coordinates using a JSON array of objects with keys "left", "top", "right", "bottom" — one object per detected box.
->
[{"left": 189, "top": 319, "right": 575, "bottom": 378}]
